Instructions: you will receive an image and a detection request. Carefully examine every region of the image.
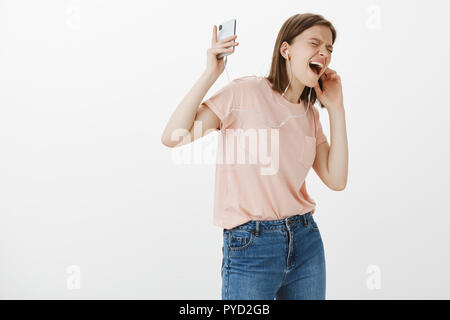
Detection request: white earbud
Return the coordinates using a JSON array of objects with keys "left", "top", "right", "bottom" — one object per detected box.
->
[{"left": 285, "top": 49, "right": 289, "bottom": 60}]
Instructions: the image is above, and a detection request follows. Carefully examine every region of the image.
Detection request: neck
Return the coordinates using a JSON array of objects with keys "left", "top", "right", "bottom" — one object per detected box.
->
[{"left": 283, "top": 76, "right": 306, "bottom": 105}]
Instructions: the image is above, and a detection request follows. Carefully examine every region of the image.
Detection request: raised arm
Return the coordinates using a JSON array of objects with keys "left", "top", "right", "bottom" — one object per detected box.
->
[{"left": 161, "top": 25, "right": 238, "bottom": 148}]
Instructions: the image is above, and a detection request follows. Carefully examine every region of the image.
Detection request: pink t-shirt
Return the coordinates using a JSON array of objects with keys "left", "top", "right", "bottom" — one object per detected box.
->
[{"left": 202, "top": 75, "right": 328, "bottom": 229}]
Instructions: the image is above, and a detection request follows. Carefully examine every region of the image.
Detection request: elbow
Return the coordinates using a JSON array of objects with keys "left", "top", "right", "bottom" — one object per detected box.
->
[
  {"left": 331, "top": 184, "right": 346, "bottom": 191},
  {"left": 327, "top": 180, "right": 347, "bottom": 191},
  {"left": 161, "top": 135, "right": 175, "bottom": 148}
]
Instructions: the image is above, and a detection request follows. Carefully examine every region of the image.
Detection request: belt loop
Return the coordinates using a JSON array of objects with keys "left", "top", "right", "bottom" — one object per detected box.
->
[
  {"left": 302, "top": 214, "right": 308, "bottom": 226},
  {"left": 255, "top": 221, "right": 260, "bottom": 237}
]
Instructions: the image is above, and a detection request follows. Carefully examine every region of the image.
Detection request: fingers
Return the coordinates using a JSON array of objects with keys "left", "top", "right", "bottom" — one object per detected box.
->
[
  {"left": 208, "top": 46, "right": 236, "bottom": 56},
  {"left": 322, "top": 72, "right": 341, "bottom": 81},
  {"left": 333, "top": 74, "right": 341, "bottom": 81},
  {"left": 219, "top": 35, "right": 237, "bottom": 44},
  {"left": 211, "top": 25, "right": 238, "bottom": 48},
  {"left": 323, "top": 68, "right": 336, "bottom": 77},
  {"left": 217, "top": 40, "right": 239, "bottom": 49},
  {"left": 212, "top": 32, "right": 237, "bottom": 44},
  {"left": 212, "top": 25, "right": 217, "bottom": 46},
  {"left": 321, "top": 67, "right": 340, "bottom": 81}
]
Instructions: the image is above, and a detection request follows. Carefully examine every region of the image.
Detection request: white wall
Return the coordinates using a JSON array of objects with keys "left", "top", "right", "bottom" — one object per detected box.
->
[{"left": 0, "top": 0, "right": 449, "bottom": 299}]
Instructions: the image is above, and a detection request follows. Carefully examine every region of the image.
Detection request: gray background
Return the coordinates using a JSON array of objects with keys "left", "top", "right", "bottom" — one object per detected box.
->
[{"left": 0, "top": 0, "right": 449, "bottom": 299}]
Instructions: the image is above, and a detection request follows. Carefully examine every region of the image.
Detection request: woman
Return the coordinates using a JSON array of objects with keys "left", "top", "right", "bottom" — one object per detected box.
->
[{"left": 161, "top": 13, "right": 348, "bottom": 300}]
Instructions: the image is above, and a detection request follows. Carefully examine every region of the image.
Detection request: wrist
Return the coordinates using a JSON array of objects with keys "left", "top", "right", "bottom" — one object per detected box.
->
[
  {"left": 327, "top": 104, "right": 345, "bottom": 113},
  {"left": 328, "top": 106, "right": 346, "bottom": 122}
]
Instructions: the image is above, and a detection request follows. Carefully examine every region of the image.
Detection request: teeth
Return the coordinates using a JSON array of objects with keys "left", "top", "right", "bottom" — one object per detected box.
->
[
  {"left": 309, "top": 61, "right": 323, "bottom": 75},
  {"left": 310, "top": 61, "right": 324, "bottom": 68}
]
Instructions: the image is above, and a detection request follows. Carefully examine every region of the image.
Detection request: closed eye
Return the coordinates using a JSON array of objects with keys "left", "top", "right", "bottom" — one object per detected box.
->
[{"left": 311, "top": 42, "right": 333, "bottom": 54}]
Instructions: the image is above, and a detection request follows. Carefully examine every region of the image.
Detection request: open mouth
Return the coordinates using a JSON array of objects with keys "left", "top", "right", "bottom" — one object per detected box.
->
[{"left": 308, "top": 62, "right": 323, "bottom": 76}]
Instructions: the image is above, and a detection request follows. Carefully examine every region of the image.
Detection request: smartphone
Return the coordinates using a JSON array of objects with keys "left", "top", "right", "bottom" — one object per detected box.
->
[{"left": 217, "top": 19, "right": 237, "bottom": 59}]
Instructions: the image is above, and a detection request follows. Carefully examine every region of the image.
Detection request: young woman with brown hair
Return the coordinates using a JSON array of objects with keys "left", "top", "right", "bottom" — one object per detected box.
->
[{"left": 162, "top": 13, "right": 348, "bottom": 300}]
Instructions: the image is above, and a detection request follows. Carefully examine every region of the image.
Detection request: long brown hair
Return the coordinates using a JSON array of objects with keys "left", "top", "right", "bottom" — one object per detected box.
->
[{"left": 266, "top": 13, "right": 337, "bottom": 108}]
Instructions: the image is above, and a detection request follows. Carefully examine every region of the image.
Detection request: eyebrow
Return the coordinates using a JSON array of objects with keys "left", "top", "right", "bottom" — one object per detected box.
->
[{"left": 309, "top": 37, "right": 333, "bottom": 50}]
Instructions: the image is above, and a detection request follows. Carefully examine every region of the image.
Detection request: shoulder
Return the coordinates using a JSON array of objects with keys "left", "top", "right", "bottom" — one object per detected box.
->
[{"left": 232, "top": 75, "right": 268, "bottom": 91}]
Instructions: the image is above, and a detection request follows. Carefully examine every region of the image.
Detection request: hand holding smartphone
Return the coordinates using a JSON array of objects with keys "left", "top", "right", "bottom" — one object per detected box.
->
[
  {"left": 205, "top": 19, "right": 238, "bottom": 79},
  {"left": 217, "top": 19, "right": 237, "bottom": 59}
]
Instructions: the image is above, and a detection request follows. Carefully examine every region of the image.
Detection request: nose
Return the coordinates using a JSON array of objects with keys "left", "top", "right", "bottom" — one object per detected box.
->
[{"left": 318, "top": 49, "right": 330, "bottom": 62}]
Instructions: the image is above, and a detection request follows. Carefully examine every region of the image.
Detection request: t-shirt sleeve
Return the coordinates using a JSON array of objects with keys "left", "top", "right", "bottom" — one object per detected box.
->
[
  {"left": 202, "top": 80, "right": 236, "bottom": 123},
  {"left": 314, "top": 107, "right": 328, "bottom": 146}
]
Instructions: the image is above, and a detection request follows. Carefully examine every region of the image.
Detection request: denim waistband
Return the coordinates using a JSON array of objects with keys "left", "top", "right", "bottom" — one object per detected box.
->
[{"left": 228, "top": 211, "right": 313, "bottom": 233}]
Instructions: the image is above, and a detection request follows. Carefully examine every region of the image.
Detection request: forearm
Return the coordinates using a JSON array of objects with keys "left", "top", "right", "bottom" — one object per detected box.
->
[
  {"left": 161, "top": 71, "right": 218, "bottom": 146},
  {"left": 326, "top": 107, "right": 348, "bottom": 189}
]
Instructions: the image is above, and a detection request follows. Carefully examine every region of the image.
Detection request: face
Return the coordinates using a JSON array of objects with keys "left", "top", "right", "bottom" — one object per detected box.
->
[{"left": 281, "top": 25, "right": 333, "bottom": 87}]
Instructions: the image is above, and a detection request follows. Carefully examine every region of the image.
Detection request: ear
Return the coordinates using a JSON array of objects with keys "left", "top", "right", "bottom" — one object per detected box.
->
[{"left": 280, "top": 42, "right": 289, "bottom": 59}]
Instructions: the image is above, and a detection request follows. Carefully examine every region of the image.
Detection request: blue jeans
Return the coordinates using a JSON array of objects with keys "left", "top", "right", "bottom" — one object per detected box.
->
[{"left": 221, "top": 211, "right": 326, "bottom": 300}]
